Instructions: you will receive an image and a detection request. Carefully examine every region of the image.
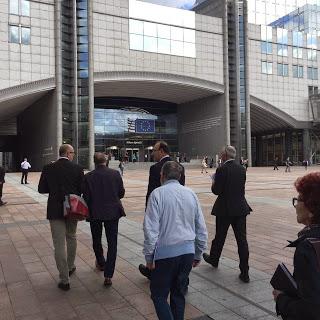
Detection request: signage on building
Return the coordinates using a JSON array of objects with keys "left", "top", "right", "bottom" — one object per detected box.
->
[{"left": 126, "top": 141, "right": 143, "bottom": 145}]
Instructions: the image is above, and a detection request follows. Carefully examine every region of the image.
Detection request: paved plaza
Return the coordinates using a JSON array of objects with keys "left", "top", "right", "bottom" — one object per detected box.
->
[{"left": 0, "top": 165, "right": 316, "bottom": 320}]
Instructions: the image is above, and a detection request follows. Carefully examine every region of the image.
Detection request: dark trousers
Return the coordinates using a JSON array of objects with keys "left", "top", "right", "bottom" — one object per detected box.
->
[
  {"left": 210, "top": 215, "right": 249, "bottom": 274},
  {"left": 21, "top": 169, "right": 28, "bottom": 183},
  {"left": 89, "top": 219, "right": 119, "bottom": 278},
  {"left": 0, "top": 183, "right": 3, "bottom": 202},
  {"left": 150, "top": 254, "right": 194, "bottom": 320}
]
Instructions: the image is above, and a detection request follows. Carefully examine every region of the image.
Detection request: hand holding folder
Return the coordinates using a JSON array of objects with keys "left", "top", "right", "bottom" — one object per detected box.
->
[{"left": 270, "top": 263, "right": 298, "bottom": 297}]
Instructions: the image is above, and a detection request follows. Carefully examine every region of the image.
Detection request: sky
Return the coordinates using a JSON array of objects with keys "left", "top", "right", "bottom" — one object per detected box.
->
[{"left": 141, "top": 0, "right": 197, "bottom": 10}]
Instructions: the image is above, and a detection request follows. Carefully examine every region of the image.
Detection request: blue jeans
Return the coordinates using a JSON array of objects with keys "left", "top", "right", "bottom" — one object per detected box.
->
[{"left": 150, "top": 254, "right": 194, "bottom": 320}]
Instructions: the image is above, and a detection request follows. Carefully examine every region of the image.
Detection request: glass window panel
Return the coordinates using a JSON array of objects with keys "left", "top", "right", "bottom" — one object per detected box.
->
[
  {"left": 158, "top": 38, "right": 170, "bottom": 54},
  {"left": 283, "top": 64, "right": 288, "bottom": 76},
  {"left": 129, "top": 19, "right": 143, "bottom": 35},
  {"left": 9, "top": 0, "right": 19, "bottom": 15},
  {"left": 21, "top": 27, "right": 30, "bottom": 44},
  {"left": 314, "top": 68, "right": 318, "bottom": 80},
  {"left": 171, "top": 26, "right": 183, "bottom": 41},
  {"left": 266, "top": 26, "right": 272, "bottom": 41},
  {"left": 171, "top": 40, "right": 183, "bottom": 56},
  {"left": 9, "top": 25, "right": 19, "bottom": 43},
  {"left": 299, "top": 66, "right": 304, "bottom": 78},
  {"left": 144, "top": 36, "right": 157, "bottom": 52},
  {"left": 183, "top": 29, "right": 195, "bottom": 43},
  {"left": 267, "top": 42, "right": 272, "bottom": 53},
  {"left": 308, "top": 67, "right": 313, "bottom": 79},
  {"left": 184, "top": 42, "right": 195, "bottom": 58},
  {"left": 21, "top": 0, "right": 30, "bottom": 16},
  {"left": 277, "top": 63, "right": 283, "bottom": 76},
  {"left": 261, "top": 25, "right": 266, "bottom": 40},
  {"left": 262, "top": 61, "right": 267, "bottom": 74},
  {"left": 267, "top": 62, "right": 272, "bottom": 74},
  {"left": 157, "top": 24, "right": 170, "bottom": 39},
  {"left": 144, "top": 22, "right": 157, "bottom": 37},
  {"left": 130, "top": 33, "right": 143, "bottom": 50}
]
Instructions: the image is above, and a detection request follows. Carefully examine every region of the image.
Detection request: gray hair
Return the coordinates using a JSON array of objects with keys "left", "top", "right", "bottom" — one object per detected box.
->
[
  {"left": 59, "top": 144, "right": 73, "bottom": 156},
  {"left": 224, "top": 145, "right": 236, "bottom": 159},
  {"left": 161, "top": 161, "right": 182, "bottom": 181}
]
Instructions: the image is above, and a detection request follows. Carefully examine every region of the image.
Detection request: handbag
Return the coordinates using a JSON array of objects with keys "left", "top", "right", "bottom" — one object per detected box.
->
[{"left": 63, "top": 194, "right": 89, "bottom": 221}]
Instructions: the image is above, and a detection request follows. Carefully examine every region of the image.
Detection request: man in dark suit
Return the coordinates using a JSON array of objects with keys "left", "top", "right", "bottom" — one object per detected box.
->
[
  {"left": 139, "top": 140, "right": 185, "bottom": 279},
  {"left": 82, "top": 153, "right": 125, "bottom": 287},
  {"left": 38, "top": 144, "right": 84, "bottom": 291},
  {"left": 0, "top": 165, "right": 7, "bottom": 206},
  {"left": 203, "top": 145, "right": 252, "bottom": 283}
]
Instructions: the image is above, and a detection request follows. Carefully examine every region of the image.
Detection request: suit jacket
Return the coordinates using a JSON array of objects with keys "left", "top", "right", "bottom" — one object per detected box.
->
[
  {"left": 38, "top": 158, "right": 84, "bottom": 220},
  {"left": 0, "top": 166, "right": 5, "bottom": 183},
  {"left": 211, "top": 160, "right": 252, "bottom": 217},
  {"left": 146, "top": 156, "right": 185, "bottom": 206},
  {"left": 82, "top": 165, "right": 125, "bottom": 221}
]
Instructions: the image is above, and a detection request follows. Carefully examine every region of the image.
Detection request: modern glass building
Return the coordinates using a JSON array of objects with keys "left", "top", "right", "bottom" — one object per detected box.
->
[{"left": 0, "top": 0, "right": 319, "bottom": 169}]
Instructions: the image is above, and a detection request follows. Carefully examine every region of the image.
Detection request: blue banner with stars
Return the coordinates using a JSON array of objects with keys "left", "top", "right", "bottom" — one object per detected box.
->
[{"left": 135, "top": 119, "right": 155, "bottom": 133}]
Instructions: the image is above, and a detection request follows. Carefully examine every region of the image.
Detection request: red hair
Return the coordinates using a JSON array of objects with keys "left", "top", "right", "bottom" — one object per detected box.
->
[{"left": 295, "top": 172, "right": 320, "bottom": 223}]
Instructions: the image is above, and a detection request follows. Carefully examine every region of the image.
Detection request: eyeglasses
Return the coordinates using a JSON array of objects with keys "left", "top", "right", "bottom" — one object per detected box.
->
[
  {"left": 292, "top": 197, "right": 303, "bottom": 207},
  {"left": 68, "top": 151, "right": 75, "bottom": 154}
]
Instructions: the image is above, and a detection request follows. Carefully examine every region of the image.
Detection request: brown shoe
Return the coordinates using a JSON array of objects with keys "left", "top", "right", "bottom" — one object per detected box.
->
[{"left": 104, "top": 278, "right": 112, "bottom": 287}]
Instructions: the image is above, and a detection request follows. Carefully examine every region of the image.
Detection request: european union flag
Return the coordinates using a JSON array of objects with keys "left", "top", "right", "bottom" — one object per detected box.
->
[{"left": 135, "top": 119, "right": 155, "bottom": 133}]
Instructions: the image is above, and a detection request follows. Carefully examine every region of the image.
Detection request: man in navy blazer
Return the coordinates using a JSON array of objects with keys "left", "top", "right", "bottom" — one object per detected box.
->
[
  {"left": 203, "top": 145, "right": 252, "bottom": 283},
  {"left": 140, "top": 140, "right": 185, "bottom": 279},
  {"left": 82, "top": 152, "right": 125, "bottom": 286}
]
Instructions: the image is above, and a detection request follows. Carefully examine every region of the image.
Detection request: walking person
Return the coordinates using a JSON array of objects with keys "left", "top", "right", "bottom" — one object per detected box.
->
[
  {"left": 201, "top": 156, "right": 208, "bottom": 173},
  {"left": 273, "top": 157, "right": 279, "bottom": 170},
  {"left": 285, "top": 157, "right": 291, "bottom": 172},
  {"left": 0, "top": 165, "right": 7, "bottom": 206},
  {"left": 303, "top": 159, "right": 308, "bottom": 170},
  {"left": 203, "top": 146, "right": 252, "bottom": 283},
  {"left": 143, "top": 161, "right": 207, "bottom": 320},
  {"left": 21, "top": 157, "right": 31, "bottom": 184},
  {"left": 82, "top": 153, "right": 125, "bottom": 286},
  {"left": 38, "top": 144, "right": 84, "bottom": 291},
  {"left": 118, "top": 160, "right": 124, "bottom": 177},
  {"left": 139, "top": 140, "right": 185, "bottom": 279}
]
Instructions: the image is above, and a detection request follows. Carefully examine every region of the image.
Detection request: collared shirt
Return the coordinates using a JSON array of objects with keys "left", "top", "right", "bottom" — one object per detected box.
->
[
  {"left": 159, "top": 155, "right": 170, "bottom": 162},
  {"left": 21, "top": 161, "right": 31, "bottom": 170},
  {"left": 58, "top": 157, "right": 69, "bottom": 160},
  {"left": 223, "top": 159, "right": 234, "bottom": 165},
  {"left": 143, "top": 179, "right": 207, "bottom": 263}
]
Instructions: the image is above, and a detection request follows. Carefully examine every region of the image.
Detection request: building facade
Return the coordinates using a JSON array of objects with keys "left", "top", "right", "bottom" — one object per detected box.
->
[{"left": 0, "top": 0, "right": 319, "bottom": 169}]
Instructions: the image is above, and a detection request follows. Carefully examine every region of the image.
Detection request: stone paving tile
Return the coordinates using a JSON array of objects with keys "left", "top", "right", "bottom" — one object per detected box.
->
[{"left": 2, "top": 167, "right": 314, "bottom": 319}]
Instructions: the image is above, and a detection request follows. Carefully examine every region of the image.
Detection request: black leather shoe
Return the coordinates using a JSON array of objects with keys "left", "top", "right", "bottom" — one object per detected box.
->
[
  {"left": 203, "top": 253, "right": 218, "bottom": 268},
  {"left": 58, "top": 282, "right": 70, "bottom": 291},
  {"left": 138, "top": 264, "right": 151, "bottom": 280},
  {"left": 69, "top": 267, "right": 76, "bottom": 276},
  {"left": 239, "top": 273, "right": 250, "bottom": 283}
]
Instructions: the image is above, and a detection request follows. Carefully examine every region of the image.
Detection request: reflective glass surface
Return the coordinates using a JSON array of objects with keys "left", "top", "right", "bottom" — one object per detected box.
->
[
  {"left": 129, "top": 19, "right": 195, "bottom": 57},
  {"left": 21, "top": 27, "right": 30, "bottom": 44},
  {"left": 9, "top": 0, "right": 19, "bottom": 15},
  {"left": 21, "top": 0, "right": 30, "bottom": 16},
  {"left": 9, "top": 25, "right": 19, "bottom": 43}
]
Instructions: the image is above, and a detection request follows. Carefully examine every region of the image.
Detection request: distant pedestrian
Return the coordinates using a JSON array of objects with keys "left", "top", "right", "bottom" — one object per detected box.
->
[
  {"left": 201, "top": 156, "right": 208, "bottom": 173},
  {"left": 0, "top": 166, "right": 7, "bottom": 206},
  {"left": 82, "top": 153, "right": 125, "bottom": 287},
  {"left": 303, "top": 159, "right": 308, "bottom": 170},
  {"left": 118, "top": 160, "right": 124, "bottom": 176},
  {"left": 38, "top": 144, "right": 84, "bottom": 291},
  {"left": 285, "top": 157, "right": 291, "bottom": 172},
  {"left": 21, "top": 158, "right": 31, "bottom": 184},
  {"left": 243, "top": 159, "right": 248, "bottom": 171},
  {"left": 273, "top": 157, "right": 279, "bottom": 170},
  {"left": 143, "top": 161, "right": 207, "bottom": 320}
]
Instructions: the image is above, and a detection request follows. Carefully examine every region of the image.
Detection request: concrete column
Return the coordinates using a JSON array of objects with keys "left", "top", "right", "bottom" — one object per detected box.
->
[
  {"left": 303, "top": 129, "right": 310, "bottom": 162},
  {"left": 285, "top": 130, "right": 293, "bottom": 158},
  {"left": 88, "top": 0, "right": 95, "bottom": 170},
  {"left": 55, "top": 0, "right": 62, "bottom": 157}
]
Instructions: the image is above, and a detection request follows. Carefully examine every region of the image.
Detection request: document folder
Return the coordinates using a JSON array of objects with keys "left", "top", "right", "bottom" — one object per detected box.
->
[{"left": 270, "top": 263, "right": 298, "bottom": 297}]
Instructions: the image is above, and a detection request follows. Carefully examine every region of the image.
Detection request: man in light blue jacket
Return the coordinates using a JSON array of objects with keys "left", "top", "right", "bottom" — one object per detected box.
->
[{"left": 143, "top": 161, "right": 207, "bottom": 320}]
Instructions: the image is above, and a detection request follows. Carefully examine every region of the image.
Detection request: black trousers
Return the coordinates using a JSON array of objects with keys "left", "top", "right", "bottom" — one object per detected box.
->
[
  {"left": 210, "top": 215, "right": 249, "bottom": 274},
  {"left": 21, "top": 169, "right": 28, "bottom": 183},
  {"left": 89, "top": 219, "right": 119, "bottom": 278}
]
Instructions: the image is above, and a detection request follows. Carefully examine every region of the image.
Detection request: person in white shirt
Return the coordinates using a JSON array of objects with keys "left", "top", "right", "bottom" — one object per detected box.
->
[{"left": 21, "top": 158, "right": 31, "bottom": 184}]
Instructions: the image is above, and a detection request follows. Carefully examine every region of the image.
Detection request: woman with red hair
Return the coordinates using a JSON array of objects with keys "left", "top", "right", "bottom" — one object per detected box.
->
[{"left": 273, "top": 172, "right": 320, "bottom": 320}]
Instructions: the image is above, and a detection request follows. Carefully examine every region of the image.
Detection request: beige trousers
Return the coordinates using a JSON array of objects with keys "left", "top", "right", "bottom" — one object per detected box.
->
[{"left": 50, "top": 219, "right": 78, "bottom": 284}]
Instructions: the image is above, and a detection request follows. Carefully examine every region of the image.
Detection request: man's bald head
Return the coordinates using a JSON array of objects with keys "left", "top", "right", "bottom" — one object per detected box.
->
[
  {"left": 59, "top": 144, "right": 75, "bottom": 161},
  {"left": 94, "top": 152, "right": 108, "bottom": 166}
]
